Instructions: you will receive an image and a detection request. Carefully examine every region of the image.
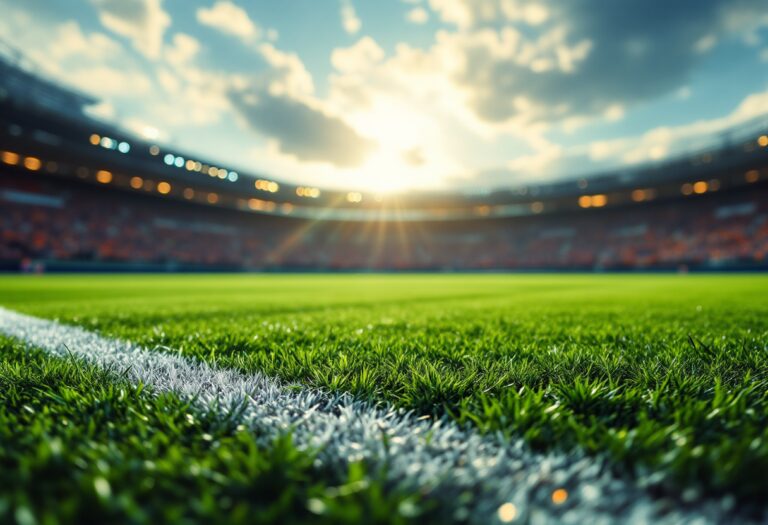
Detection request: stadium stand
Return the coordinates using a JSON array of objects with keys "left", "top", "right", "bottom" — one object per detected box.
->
[
  {"left": 1, "top": 45, "right": 768, "bottom": 272},
  {"left": 2, "top": 168, "right": 767, "bottom": 272}
]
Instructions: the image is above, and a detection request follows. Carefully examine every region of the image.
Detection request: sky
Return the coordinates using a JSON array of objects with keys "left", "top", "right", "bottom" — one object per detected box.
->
[{"left": 1, "top": 0, "right": 768, "bottom": 193}]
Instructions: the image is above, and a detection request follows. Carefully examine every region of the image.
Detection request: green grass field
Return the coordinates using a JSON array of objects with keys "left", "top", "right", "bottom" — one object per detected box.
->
[{"left": 1, "top": 274, "right": 767, "bottom": 523}]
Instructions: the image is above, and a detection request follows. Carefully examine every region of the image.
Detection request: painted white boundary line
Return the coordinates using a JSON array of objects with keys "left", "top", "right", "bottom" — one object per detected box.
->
[{"left": 0, "top": 306, "right": 729, "bottom": 524}]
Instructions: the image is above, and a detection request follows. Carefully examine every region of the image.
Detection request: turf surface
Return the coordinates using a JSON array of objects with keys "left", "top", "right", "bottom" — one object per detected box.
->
[
  {"left": 0, "top": 337, "right": 423, "bottom": 525},
  {"left": 2, "top": 274, "right": 768, "bottom": 520}
]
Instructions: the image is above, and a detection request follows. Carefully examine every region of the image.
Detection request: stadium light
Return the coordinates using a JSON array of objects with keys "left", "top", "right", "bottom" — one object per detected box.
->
[
  {"left": 255, "top": 180, "right": 279, "bottom": 193},
  {"left": 228, "top": 171, "right": 238, "bottom": 182},
  {"left": 693, "top": 181, "right": 708, "bottom": 194},
  {"left": 174, "top": 156, "right": 185, "bottom": 168},
  {"left": 1, "top": 151, "right": 19, "bottom": 165},
  {"left": 164, "top": 154, "right": 175, "bottom": 166},
  {"left": 96, "top": 170, "right": 112, "bottom": 184},
  {"left": 23, "top": 156, "right": 41, "bottom": 171},
  {"left": 296, "top": 186, "right": 320, "bottom": 198},
  {"left": 591, "top": 194, "right": 607, "bottom": 207},
  {"left": 118, "top": 142, "right": 130, "bottom": 154},
  {"left": 498, "top": 503, "right": 518, "bottom": 523}
]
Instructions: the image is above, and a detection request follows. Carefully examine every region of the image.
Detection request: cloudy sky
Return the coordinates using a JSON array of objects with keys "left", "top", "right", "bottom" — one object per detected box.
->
[{"left": 2, "top": 0, "right": 768, "bottom": 192}]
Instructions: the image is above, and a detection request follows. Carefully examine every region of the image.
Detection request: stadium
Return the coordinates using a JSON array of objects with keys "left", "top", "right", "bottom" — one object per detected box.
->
[
  {"left": 2, "top": 48, "right": 768, "bottom": 272},
  {"left": 1, "top": 1, "right": 768, "bottom": 524}
]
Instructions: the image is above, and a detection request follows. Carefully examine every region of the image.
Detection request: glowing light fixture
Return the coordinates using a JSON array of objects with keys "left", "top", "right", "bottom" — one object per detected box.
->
[
  {"left": 497, "top": 503, "right": 517, "bottom": 523},
  {"left": 96, "top": 170, "right": 112, "bottom": 184},
  {"left": 591, "top": 194, "right": 607, "bottom": 207},
  {"left": 346, "top": 192, "right": 363, "bottom": 203},
  {"left": 1, "top": 151, "right": 20, "bottom": 165},
  {"left": 23, "top": 156, "right": 42, "bottom": 171},
  {"left": 551, "top": 489, "right": 568, "bottom": 505},
  {"left": 297, "top": 186, "right": 320, "bottom": 198}
]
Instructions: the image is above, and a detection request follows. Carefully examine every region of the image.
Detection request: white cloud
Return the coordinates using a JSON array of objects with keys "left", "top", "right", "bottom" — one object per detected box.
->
[
  {"left": 428, "top": 0, "right": 475, "bottom": 27},
  {"left": 69, "top": 66, "right": 153, "bottom": 96},
  {"left": 165, "top": 33, "right": 201, "bottom": 67},
  {"left": 589, "top": 88, "right": 768, "bottom": 166},
  {"left": 331, "top": 37, "right": 385, "bottom": 72},
  {"left": 257, "top": 43, "right": 315, "bottom": 97},
  {"left": 84, "top": 101, "right": 116, "bottom": 120},
  {"left": 5, "top": 16, "right": 153, "bottom": 100},
  {"left": 415, "top": 0, "right": 768, "bottom": 135},
  {"left": 340, "top": 0, "right": 362, "bottom": 35},
  {"left": 406, "top": 7, "right": 430, "bottom": 24},
  {"left": 197, "top": 1, "right": 260, "bottom": 43},
  {"left": 91, "top": 0, "right": 170, "bottom": 59},
  {"left": 48, "top": 21, "right": 122, "bottom": 61}
]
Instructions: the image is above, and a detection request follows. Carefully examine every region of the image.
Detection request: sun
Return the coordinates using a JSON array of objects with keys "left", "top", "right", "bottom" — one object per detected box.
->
[{"left": 345, "top": 98, "right": 448, "bottom": 193}]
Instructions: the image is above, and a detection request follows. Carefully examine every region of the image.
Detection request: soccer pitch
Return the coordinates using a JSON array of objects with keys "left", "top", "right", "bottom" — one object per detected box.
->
[{"left": 1, "top": 274, "right": 767, "bottom": 524}]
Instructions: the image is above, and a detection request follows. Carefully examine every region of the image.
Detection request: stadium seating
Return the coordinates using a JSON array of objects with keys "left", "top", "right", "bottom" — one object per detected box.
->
[{"left": 2, "top": 169, "right": 766, "bottom": 272}]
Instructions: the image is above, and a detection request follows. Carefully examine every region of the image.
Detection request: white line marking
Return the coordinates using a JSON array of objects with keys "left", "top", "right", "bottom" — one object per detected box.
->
[{"left": 0, "top": 306, "right": 732, "bottom": 524}]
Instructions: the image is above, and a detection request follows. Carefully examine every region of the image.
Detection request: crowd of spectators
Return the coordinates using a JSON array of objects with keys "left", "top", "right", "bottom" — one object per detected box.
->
[{"left": 2, "top": 171, "right": 767, "bottom": 271}]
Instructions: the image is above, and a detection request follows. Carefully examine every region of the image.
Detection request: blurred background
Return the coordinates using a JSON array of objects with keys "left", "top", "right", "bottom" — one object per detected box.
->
[{"left": 1, "top": 0, "right": 768, "bottom": 272}]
